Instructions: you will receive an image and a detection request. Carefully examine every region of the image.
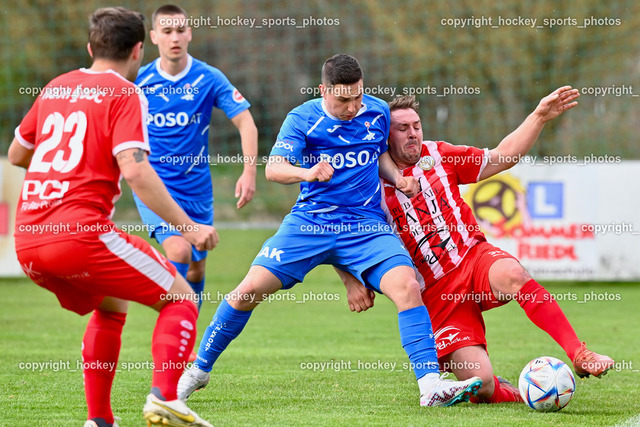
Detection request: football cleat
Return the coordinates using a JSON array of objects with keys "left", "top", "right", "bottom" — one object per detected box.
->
[
  {"left": 143, "top": 393, "right": 212, "bottom": 427},
  {"left": 496, "top": 376, "right": 524, "bottom": 403},
  {"left": 177, "top": 366, "right": 210, "bottom": 400},
  {"left": 572, "top": 343, "right": 615, "bottom": 378},
  {"left": 420, "top": 374, "right": 482, "bottom": 407}
]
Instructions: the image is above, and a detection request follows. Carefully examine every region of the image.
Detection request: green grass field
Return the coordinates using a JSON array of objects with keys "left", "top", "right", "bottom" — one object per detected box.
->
[{"left": 2, "top": 229, "right": 639, "bottom": 426}]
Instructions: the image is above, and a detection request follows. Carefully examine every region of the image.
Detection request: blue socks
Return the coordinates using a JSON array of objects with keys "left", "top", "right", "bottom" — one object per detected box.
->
[
  {"left": 169, "top": 261, "right": 204, "bottom": 310},
  {"left": 169, "top": 260, "right": 189, "bottom": 278},
  {"left": 195, "top": 299, "right": 252, "bottom": 372},
  {"left": 398, "top": 305, "right": 439, "bottom": 379},
  {"left": 187, "top": 278, "right": 205, "bottom": 311}
]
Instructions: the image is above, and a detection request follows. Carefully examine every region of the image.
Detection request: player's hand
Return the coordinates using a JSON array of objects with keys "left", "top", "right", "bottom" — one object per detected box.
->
[
  {"left": 534, "top": 86, "right": 580, "bottom": 123},
  {"left": 345, "top": 279, "right": 376, "bottom": 313},
  {"left": 183, "top": 224, "right": 219, "bottom": 251},
  {"left": 396, "top": 176, "right": 420, "bottom": 198},
  {"left": 304, "top": 160, "right": 334, "bottom": 182},
  {"left": 235, "top": 170, "right": 256, "bottom": 209}
]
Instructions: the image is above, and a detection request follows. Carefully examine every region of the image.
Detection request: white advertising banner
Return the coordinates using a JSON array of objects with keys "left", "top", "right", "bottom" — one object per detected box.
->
[
  {"left": 461, "top": 159, "right": 640, "bottom": 280},
  {"left": 0, "top": 158, "right": 25, "bottom": 276}
]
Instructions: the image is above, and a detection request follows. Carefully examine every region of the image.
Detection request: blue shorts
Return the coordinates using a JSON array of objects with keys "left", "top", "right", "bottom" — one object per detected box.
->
[
  {"left": 133, "top": 193, "right": 213, "bottom": 262},
  {"left": 251, "top": 210, "right": 413, "bottom": 292}
]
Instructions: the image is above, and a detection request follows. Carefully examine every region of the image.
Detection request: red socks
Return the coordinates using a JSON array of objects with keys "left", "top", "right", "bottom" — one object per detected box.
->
[
  {"left": 471, "top": 376, "right": 521, "bottom": 403},
  {"left": 82, "top": 309, "right": 126, "bottom": 424},
  {"left": 517, "top": 279, "right": 582, "bottom": 360},
  {"left": 81, "top": 300, "right": 197, "bottom": 420},
  {"left": 151, "top": 300, "right": 198, "bottom": 400}
]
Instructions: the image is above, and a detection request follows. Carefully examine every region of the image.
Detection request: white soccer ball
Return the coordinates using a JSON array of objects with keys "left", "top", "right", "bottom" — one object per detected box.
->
[{"left": 518, "top": 356, "right": 576, "bottom": 412}]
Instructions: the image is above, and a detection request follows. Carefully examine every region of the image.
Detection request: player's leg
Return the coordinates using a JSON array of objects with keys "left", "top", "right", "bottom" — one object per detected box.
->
[
  {"left": 17, "top": 244, "right": 126, "bottom": 426},
  {"left": 334, "top": 221, "right": 481, "bottom": 406},
  {"left": 184, "top": 258, "right": 206, "bottom": 361},
  {"left": 487, "top": 254, "right": 614, "bottom": 378},
  {"left": 377, "top": 265, "right": 439, "bottom": 383},
  {"left": 162, "top": 234, "right": 192, "bottom": 270},
  {"left": 194, "top": 264, "right": 283, "bottom": 371},
  {"left": 186, "top": 258, "right": 206, "bottom": 310},
  {"left": 136, "top": 273, "right": 209, "bottom": 427},
  {"left": 82, "top": 297, "right": 128, "bottom": 427},
  {"left": 145, "top": 274, "right": 198, "bottom": 399},
  {"left": 179, "top": 212, "right": 332, "bottom": 400},
  {"left": 371, "top": 263, "right": 482, "bottom": 406},
  {"left": 88, "top": 231, "right": 209, "bottom": 426},
  {"left": 161, "top": 235, "right": 207, "bottom": 308},
  {"left": 488, "top": 256, "right": 579, "bottom": 354},
  {"left": 177, "top": 265, "right": 284, "bottom": 399},
  {"left": 443, "top": 345, "right": 522, "bottom": 403},
  {"left": 158, "top": 197, "right": 212, "bottom": 311}
]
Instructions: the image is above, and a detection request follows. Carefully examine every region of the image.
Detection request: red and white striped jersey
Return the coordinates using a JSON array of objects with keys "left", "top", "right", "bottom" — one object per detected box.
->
[
  {"left": 381, "top": 140, "right": 489, "bottom": 290},
  {"left": 14, "top": 68, "right": 149, "bottom": 251}
]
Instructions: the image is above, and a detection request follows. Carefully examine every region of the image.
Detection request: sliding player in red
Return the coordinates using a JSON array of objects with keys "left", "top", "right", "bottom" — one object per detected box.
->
[
  {"left": 340, "top": 88, "right": 614, "bottom": 403},
  {"left": 9, "top": 7, "right": 214, "bottom": 427}
]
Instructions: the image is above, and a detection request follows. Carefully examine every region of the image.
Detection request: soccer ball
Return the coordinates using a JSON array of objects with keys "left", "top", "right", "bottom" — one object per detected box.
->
[{"left": 518, "top": 356, "right": 576, "bottom": 412}]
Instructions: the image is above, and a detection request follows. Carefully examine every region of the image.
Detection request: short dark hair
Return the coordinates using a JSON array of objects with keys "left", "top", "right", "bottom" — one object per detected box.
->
[
  {"left": 321, "top": 54, "right": 363, "bottom": 86},
  {"left": 152, "top": 4, "right": 188, "bottom": 28},
  {"left": 88, "top": 7, "right": 145, "bottom": 61},
  {"left": 389, "top": 95, "right": 420, "bottom": 114}
]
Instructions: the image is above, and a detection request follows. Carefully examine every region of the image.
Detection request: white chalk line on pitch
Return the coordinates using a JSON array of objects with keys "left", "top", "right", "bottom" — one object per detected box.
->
[{"left": 612, "top": 414, "right": 640, "bottom": 427}]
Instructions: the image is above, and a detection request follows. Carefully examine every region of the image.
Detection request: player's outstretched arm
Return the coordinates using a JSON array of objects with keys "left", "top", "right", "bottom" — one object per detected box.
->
[
  {"left": 230, "top": 110, "right": 258, "bottom": 209},
  {"left": 266, "top": 155, "right": 334, "bottom": 184},
  {"left": 117, "top": 148, "right": 219, "bottom": 251},
  {"left": 333, "top": 267, "right": 375, "bottom": 313},
  {"left": 479, "top": 86, "right": 579, "bottom": 181},
  {"left": 8, "top": 138, "right": 34, "bottom": 169},
  {"left": 378, "top": 151, "right": 419, "bottom": 197}
]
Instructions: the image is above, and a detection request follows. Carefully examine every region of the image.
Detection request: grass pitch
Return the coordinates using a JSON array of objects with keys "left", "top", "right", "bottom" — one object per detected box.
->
[{"left": 1, "top": 228, "right": 639, "bottom": 426}]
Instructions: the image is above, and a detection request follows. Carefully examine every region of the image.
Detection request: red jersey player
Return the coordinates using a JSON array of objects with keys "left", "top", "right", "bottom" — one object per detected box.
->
[
  {"left": 8, "top": 7, "right": 215, "bottom": 427},
  {"left": 339, "top": 88, "right": 614, "bottom": 403}
]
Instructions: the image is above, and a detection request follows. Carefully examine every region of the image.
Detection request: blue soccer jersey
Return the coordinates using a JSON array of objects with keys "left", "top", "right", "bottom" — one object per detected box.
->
[
  {"left": 136, "top": 55, "right": 250, "bottom": 201},
  {"left": 270, "top": 94, "right": 389, "bottom": 216}
]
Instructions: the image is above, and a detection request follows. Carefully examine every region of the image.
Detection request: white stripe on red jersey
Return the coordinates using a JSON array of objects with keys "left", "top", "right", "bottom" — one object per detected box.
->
[
  {"left": 99, "top": 231, "right": 174, "bottom": 292},
  {"left": 381, "top": 140, "right": 489, "bottom": 290}
]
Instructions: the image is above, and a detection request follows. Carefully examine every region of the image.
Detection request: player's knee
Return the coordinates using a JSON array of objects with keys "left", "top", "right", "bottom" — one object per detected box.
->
[
  {"left": 229, "top": 267, "right": 283, "bottom": 310},
  {"left": 382, "top": 276, "right": 422, "bottom": 309},
  {"left": 491, "top": 260, "right": 531, "bottom": 298},
  {"left": 402, "top": 278, "right": 421, "bottom": 296},
  {"left": 162, "top": 236, "right": 192, "bottom": 263},
  {"left": 230, "top": 278, "right": 265, "bottom": 310},
  {"left": 502, "top": 264, "right": 530, "bottom": 292}
]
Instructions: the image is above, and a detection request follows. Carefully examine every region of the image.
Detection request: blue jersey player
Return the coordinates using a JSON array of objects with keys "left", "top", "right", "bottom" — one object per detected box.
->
[
  {"left": 178, "top": 54, "right": 482, "bottom": 407},
  {"left": 134, "top": 5, "right": 258, "bottom": 312}
]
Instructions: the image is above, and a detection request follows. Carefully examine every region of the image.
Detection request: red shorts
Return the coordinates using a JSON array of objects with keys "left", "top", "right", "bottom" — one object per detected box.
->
[
  {"left": 16, "top": 230, "right": 177, "bottom": 315},
  {"left": 420, "top": 242, "right": 516, "bottom": 364}
]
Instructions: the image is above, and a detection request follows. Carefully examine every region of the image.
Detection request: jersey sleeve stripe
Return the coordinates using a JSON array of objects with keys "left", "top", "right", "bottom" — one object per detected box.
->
[
  {"left": 112, "top": 141, "right": 150, "bottom": 156},
  {"left": 14, "top": 126, "right": 35, "bottom": 149},
  {"left": 475, "top": 148, "right": 490, "bottom": 182}
]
